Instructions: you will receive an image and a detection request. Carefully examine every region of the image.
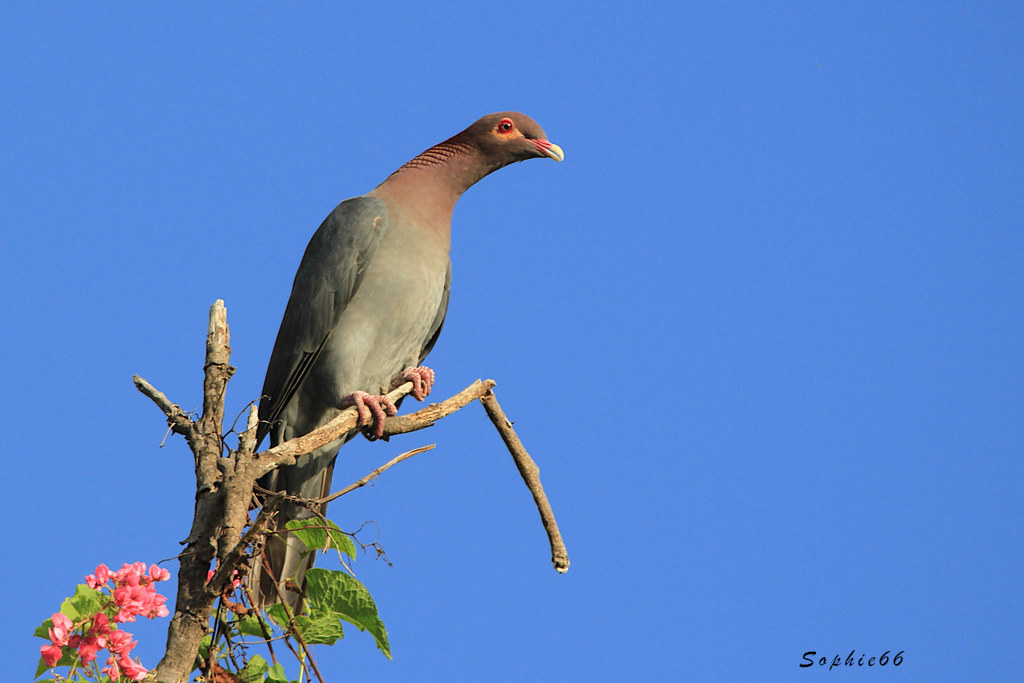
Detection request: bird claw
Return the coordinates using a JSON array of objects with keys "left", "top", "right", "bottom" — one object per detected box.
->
[
  {"left": 345, "top": 367, "right": 433, "bottom": 440},
  {"left": 393, "top": 366, "right": 435, "bottom": 401},
  {"left": 348, "top": 391, "right": 398, "bottom": 439}
]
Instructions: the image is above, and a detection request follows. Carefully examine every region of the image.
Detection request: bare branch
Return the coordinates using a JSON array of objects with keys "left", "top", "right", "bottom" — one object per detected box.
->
[
  {"left": 254, "top": 381, "right": 415, "bottom": 477},
  {"left": 197, "top": 299, "right": 233, "bottom": 491},
  {"left": 255, "top": 378, "right": 496, "bottom": 478},
  {"left": 256, "top": 552, "right": 326, "bottom": 683},
  {"left": 209, "top": 496, "right": 280, "bottom": 594},
  {"left": 381, "top": 379, "right": 496, "bottom": 435},
  {"left": 133, "top": 374, "right": 197, "bottom": 441},
  {"left": 236, "top": 403, "right": 259, "bottom": 460},
  {"left": 479, "top": 390, "right": 570, "bottom": 574},
  {"left": 151, "top": 301, "right": 253, "bottom": 683},
  {"left": 320, "top": 444, "right": 436, "bottom": 505},
  {"left": 138, "top": 302, "right": 568, "bottom": 681}
]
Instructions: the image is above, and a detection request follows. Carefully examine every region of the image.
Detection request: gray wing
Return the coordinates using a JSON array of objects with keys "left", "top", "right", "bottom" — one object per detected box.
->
[
  {"left": 256, "top": 196, "right": 388, "bottom": 446},
  {"left": 419, "top": 259, "right": 451, "bottom": 363}
]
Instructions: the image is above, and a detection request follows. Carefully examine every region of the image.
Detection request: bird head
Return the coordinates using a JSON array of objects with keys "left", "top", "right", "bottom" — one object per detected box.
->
[{"left": 467, "top": 112, "right": 565, "bottom": 163}]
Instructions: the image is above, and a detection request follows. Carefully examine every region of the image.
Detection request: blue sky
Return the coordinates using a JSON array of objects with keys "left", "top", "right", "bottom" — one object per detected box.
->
[{"left": 2, "top": 2, "right": 1021, "bottom": 680}]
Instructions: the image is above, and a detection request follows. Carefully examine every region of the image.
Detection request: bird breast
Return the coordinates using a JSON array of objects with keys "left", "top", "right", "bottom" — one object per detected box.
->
[{"left": 310, "top": 222, "right": 449, "bottom": 408}]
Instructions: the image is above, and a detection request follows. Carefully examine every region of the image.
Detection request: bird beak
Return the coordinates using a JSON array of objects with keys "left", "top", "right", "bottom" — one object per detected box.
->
[{"left": 531, "top": 138, "right": 565, "bottom": 162}]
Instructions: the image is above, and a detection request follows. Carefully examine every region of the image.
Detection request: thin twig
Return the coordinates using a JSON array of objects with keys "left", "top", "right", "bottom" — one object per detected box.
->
[
  {"left": 479, "top": 390, "right": 570, "bottom": 574},
  {"left": 260, "top": 552, "right": 326, "bottom": 683},
  {"left": 133, "top": 374, "right": 198, "bottom": 440},
  {"left": 217, "top": 604, "right": 244, "bottom": 676},
  {"left": 240, "top": 583, "right": 278, "bottom": 666},
  {"left": 209, "top": 497, "right": 281, "bottom": 593},
  {"left": 320, "top": 445, "right": 436, "bottom": 505}
]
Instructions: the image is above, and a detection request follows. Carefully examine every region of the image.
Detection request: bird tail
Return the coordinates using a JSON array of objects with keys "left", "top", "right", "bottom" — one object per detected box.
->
[{"left": 249, "top": 437, "right": 344, "bottom": 610}]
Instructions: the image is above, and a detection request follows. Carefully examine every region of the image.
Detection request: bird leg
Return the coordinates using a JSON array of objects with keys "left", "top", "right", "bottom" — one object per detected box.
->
[
  {"left": 392, "top": 366, "right": 435, "bottom": 400},
  {"left": 343, "top": 367, "right": 435, "bottom": 440},
  {"left": 345, "top": 391, "right": 398, "bottom": 439}
]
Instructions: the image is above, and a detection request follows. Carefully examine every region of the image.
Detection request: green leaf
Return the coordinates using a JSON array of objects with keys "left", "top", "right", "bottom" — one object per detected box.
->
[
  {"left": 36, "top": 585, "right": 106, "bottom": 639},
  {"left": 35, "top": 655, "right": 53, "bottom": 678},
  {"left": 265, "top": 602, "right": 290, "bottom": 628},
  {"left": 34, "top": 619, "right": 53, "bottom": 640},
  {"left": 284, "top": 517, "right": 356, "bottom": 560},
  {"left": 304, "top": 568, "right": 390, "bottom": 658},
  {"left": 194, "top": 634, "right": 213, "bottom": 669},
  {"left": 266, "top": 662, "right": 290, "bottom": 683},
  {"left": 285, "top": 519, "right": 325, "bottom": 559},
  {"left": 64, "top": 584, "right": 105, "bottom": 621},
  {"left": 237, "top": 614, "right": 266, "bottom": 637},
  {"left": 57, "top": 599, "right": 80, "bottom": 623},
  {"left": 293, "top": 614, "right": 345, "bottom": 645},
  {"left": 322, "top": 518, "right": 357, "bottom": 559},
  {"left": 57, "top": 648, "right": 77, "bottom": 668},
  {"left": 240, "top": 654, "right": 269, "bottom": 683}
]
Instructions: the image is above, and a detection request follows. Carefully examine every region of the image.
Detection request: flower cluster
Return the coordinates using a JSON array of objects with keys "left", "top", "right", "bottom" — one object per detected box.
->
[
  {"left": 88, "top": 561, "right": 171, "bottom": 622},
  {"left": 40, "top": 562, "right": 171, "bottom": 681}
]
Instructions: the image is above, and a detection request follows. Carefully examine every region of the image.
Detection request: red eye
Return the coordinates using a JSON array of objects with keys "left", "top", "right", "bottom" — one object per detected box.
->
[{"left": 497, "top": 118, "right": 514, "bottom": 133}]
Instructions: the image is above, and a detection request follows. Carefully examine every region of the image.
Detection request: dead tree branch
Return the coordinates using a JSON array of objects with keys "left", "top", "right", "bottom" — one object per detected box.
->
[
  {"left": 253, "top": 378, "right": 495, "bottom": 478},
  {"left": 320, "top": 445, "right": 436, "bottom": 505},
  {"left": 377, "top": 378, "right": 496, "bottom": 435},
  {"left": 253, "top": 382, "right": 408, "bottom": 477},
  {"left": 479, "top": 391, "right": 570, "bottom": 573},
  {"left": 136, "top": 300, "right": 243, "bottom": 683},
  {"left": 132, "top": 375, "right": 198, "bottom": 444},
  {"left": 133, "top": 301, "right": 568, "bottom": 682}
]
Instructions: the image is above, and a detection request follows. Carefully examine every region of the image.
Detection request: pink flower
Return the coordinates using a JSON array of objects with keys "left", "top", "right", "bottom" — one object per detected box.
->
[
  {"left": 149, "top": 564, "right": 170, "bottom": 582},
  {"left": 144, "top": 598, "right": 167, "bottom": 618},
  {"left": 48, "top": 612, "right": 73, "bottom": 645},
  {"left": 145, "top": 593, "right": 170, "bottom": 619},
  {"left": 40, "top": 644, "right": 63, "bottom": 667},
  {"left": 84, "top": 618, "right": 108, "bottom": 651},
  {"left": 114, "top": 562, "right": 145, "bottom": 587},
  {"left": 102, "top": 656, "right": 121, "bottom": 680},
  {"left": 112, "top": 585, "right": 138, "bottom": 623},
  {"left": 77, "top": 635, "right": 102, "bottom": 663},
  {"left": 107, "top": 629, "right": 137, "bottom": 655},
  {"left": 44, "top": 560, "right": 169, "bottom": 676},
  {"left": 119, "top": 655, "right": 149, "bottom": 681},
  {"left": 85, "top": 563, "right": 111, "bottom": 589},
  {"left": 90, "top": 612, "right": 111, "bottom": 638}
]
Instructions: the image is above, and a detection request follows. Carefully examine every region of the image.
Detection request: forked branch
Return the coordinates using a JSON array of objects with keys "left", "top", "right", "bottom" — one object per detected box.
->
[{"left": 133, "top": 300, "right": 569, "bottom": 682}]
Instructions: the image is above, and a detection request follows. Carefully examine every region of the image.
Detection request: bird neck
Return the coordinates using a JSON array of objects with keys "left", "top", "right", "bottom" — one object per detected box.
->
[{"left": 372, "top": 133, "right": 506, "bottom": 222}]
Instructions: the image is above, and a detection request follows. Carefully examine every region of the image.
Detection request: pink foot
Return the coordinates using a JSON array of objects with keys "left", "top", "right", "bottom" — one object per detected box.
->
[
  {"left": 392, "top": 366, "right": 435, "bottom": 401},
  {"left": 346, "top": 391, "right": 398, "bottom": 439}
]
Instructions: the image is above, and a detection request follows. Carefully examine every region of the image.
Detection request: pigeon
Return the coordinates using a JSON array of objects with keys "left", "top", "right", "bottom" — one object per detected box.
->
[{"left": 253, "top": 112, "right": 563, "bottom": 605}]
